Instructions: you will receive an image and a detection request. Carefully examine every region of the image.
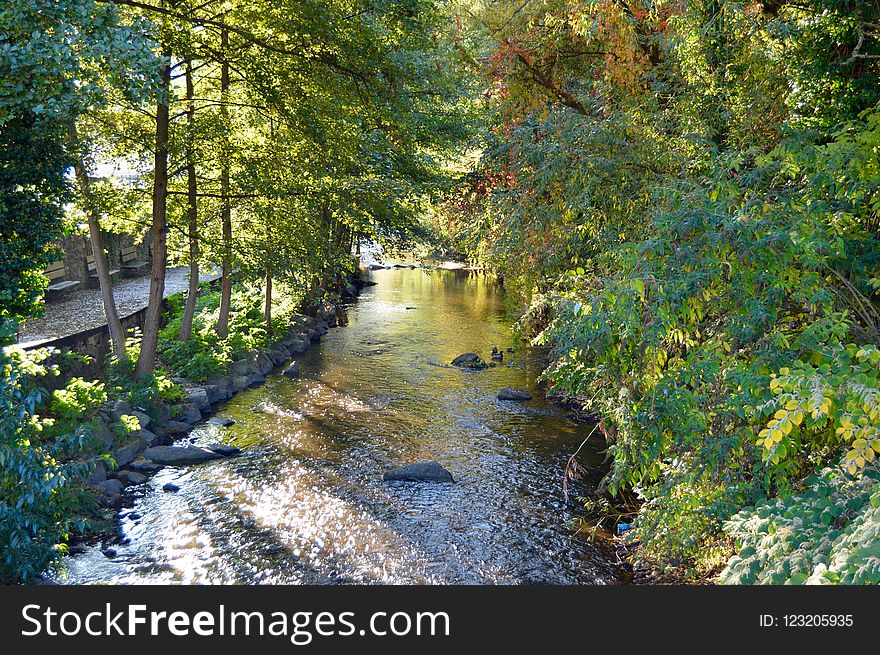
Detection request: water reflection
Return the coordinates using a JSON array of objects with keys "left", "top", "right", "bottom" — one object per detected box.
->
[{"left": 58, "top": 269, "right": 612, "bottom": 585}]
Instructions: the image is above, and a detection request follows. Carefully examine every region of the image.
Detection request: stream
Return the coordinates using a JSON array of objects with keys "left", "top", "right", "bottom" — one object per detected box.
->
[{"left": 57, "top": 268, "right": 614, "bottom": 585}]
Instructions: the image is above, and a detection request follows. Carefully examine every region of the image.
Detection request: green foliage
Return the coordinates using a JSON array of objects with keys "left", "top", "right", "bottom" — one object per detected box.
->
[
  {"left": 447, "top": 0, "right": 880, "bottom": 573},
  {"left": 110, "top": 414, "right": 140, "bottom": 439},
  {"left": 158, "top": 290, "right": 231, "bottom": 382},
  {"left": 758, "top": 344, "right": 880, "bottom": 477},
  {"left": 158, "top": 283, "right": 301, "bottom": 381},
  {"left": 106, "top": 338, "right": 184, "bottom": 414},
  {"left": 0, "top": 346, "right": 97, "bottom": 583},
  {"left": 0, "top": 0, "right": 160, "bottom": 329},
  {"left": 721, "top": 462, "right": 880, "bottom": 585},
  {"left": 49, "top": 378, "right": 107, "bottom": 424},
  {"left": 0, "top": 113, "right": 72, "bottom": 326}
]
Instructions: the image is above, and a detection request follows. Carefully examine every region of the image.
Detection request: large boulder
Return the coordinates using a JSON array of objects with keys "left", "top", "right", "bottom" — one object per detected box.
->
[
  {"left": 497, "top": 388, "right": 533, "bottom": 401},
  {"left": 128, "top": 458, "right": 162, "bottom": 473},
  {"left": 203, "top": 384, "right": 222, "bottom": 405},
  {"left": 451, "top": 353, "right": 488, "bottom": 369},
  {"left": 108, "top": 399, "right": 133, "bottom": 422},
  {"left": 90, "top": 419, "right": 114, "bottom": 449},
  {"left": 85, "top": 460, "right": 107, "bottom": 485},
  {"left": 231, "top": 375, "right": 251, "bottom": 393},
  {"left": 96, "top": 479, "right": 124, "bottom": 505},
  {"left": 317, "top": 303, "right": 338, "bottom": 327},
  {"left": 266, "top": 345, "right": 291, "bottom": 366},
  {"left": 383, "top": 461, "right": 454, "bottom": 484},
  {"left": 230, "top": 372, "right": 266, "bottom": 393},
  {"left": 206, "top": 376, "right": 234, "bottom": 401},
  {"left": 249, "top": 351, "right": 274, "bottom": 376},
  {"left": 135, "top": 428, "right": 160, "bottom": 447},
  {"left": 131, "top": 410, "right": 152, "bottom": 430},
  {"left": 184, "top": 388, "right": 211, "bottom": 413},
  {"left": 286, "top": 337, "right": 309, "bottom": 355},
  {"left": 176, "top": 403, "right": 202, "bottom": 425},
  {"left": 163, "top": 420, "right": 192, "bottom": 436},
  {"left": 114, "top": 438, "right": 147, "bottom": 467},
  {"left": 280, "top": 328, "right": 309, "bottom": 354},
  {"left": 143, "top": 445, "right": 224, "bottom": 466},
  {"left": 290, "top": 314, "right": 318, "bottom": 331},
  {"left": 152, "top": 403, "right": 172, "bottom": 424},
  {"left": 282, "top": 362, "right": 300, "bottom": 379},
  {"left": 228, "top": 358, "right": 252, "bottom": 377},
  {"left": 115, "top": 470, "right": 148, "bottom": 486}
]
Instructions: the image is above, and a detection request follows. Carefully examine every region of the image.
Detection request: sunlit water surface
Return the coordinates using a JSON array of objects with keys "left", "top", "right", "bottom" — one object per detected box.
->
[{"left": 57, "top": 269, "right": 612, "bottom": 585}]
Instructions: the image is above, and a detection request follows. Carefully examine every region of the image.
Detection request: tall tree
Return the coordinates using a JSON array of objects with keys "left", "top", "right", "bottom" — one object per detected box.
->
[
  {"left": 136, "top": 40, "right": 172, "bottom": 377},
  {"left": 178, "top": 57, "right": 200, "bottom": 341}
]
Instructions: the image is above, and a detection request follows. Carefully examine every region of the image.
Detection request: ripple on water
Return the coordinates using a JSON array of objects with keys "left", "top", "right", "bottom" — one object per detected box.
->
[{"left": 58, "top": 269, "right": 612, "bottom": 585}]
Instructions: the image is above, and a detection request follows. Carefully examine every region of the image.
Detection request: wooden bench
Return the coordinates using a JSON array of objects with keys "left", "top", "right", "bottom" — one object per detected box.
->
[
  {"left": 86, "top": 253, "right": 120, "bottom": 289},
  {"left": 43, "top": 260, "right": 80, "bottom": 298},
  {"left": 120, "top": 245, "right": 150, "bottom": 277}
]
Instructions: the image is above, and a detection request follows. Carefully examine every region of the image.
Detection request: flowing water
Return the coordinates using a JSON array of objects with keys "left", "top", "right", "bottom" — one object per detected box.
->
[{"left": 58, "top": 268, "right": 614, "bottom": 585}]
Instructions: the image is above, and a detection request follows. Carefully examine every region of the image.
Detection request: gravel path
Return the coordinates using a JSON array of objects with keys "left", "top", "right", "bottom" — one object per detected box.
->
[{"left": 18, "top": 267, "right": 220, "bottom": 345}]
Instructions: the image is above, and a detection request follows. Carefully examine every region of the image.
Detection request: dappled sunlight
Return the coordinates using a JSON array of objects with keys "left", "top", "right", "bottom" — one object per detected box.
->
[{"left": 60, "top": 270, "right": 610, "bottom": 585}]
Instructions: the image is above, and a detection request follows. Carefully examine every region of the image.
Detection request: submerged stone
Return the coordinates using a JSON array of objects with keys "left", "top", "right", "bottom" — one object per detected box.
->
[
  {"left": 497, "top": 388, "right": 532, "bottom": 401},
  {"left": 451, "top": 353, "right": 488, "bottom": 369},
  {"left": 206, "top": 443, "right": 242, "bottom": 457},
  {"left": 383, "top": 461, "right": 454, "bottom": 484}
]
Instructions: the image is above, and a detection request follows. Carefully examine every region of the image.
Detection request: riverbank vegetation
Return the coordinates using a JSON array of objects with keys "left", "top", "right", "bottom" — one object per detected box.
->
[{"left": 442, "top": 1, "right": 880, "bottom": 581}]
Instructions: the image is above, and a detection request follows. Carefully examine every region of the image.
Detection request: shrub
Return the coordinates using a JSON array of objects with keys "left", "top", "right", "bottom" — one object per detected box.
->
[
  {"left": 757, "top": 343, "right": 880, "bottom": 477},
  {"left": 0, "top": 344, "right": 97, "bottom": 583},
  {"left": 721, "top": 461, "right": 880, "bottom": 584},
  {"left": 157, "top": 281, "right": 301, "bottom": 381},
  {"left": 50, "top": 377, "right": 107, "bottom": 424}
]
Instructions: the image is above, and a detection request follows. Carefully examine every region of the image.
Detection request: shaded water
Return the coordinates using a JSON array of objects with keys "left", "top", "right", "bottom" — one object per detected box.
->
[{"left": 58, "top": 269, "right": 612, "bottom": 584}]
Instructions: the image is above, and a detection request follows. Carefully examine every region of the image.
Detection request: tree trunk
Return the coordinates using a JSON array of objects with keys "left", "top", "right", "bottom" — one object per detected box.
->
[
  {"left": 179, "top": 59, "right": 199, "bottom": 341},
  {"left": 216, "top": 28, "right": 233, "bottom": 339},
  {"left": 319, "top": 202, "right": 330, "bottom": 290},
  {"left": 72, "top": 148, "right": 126, "bottom": 359},
  {"left": 135, "top": 47, "right": 172, "bottom": 378},
  {"left": 264, "top": 269, "right": 272, "bottom": 333}
]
